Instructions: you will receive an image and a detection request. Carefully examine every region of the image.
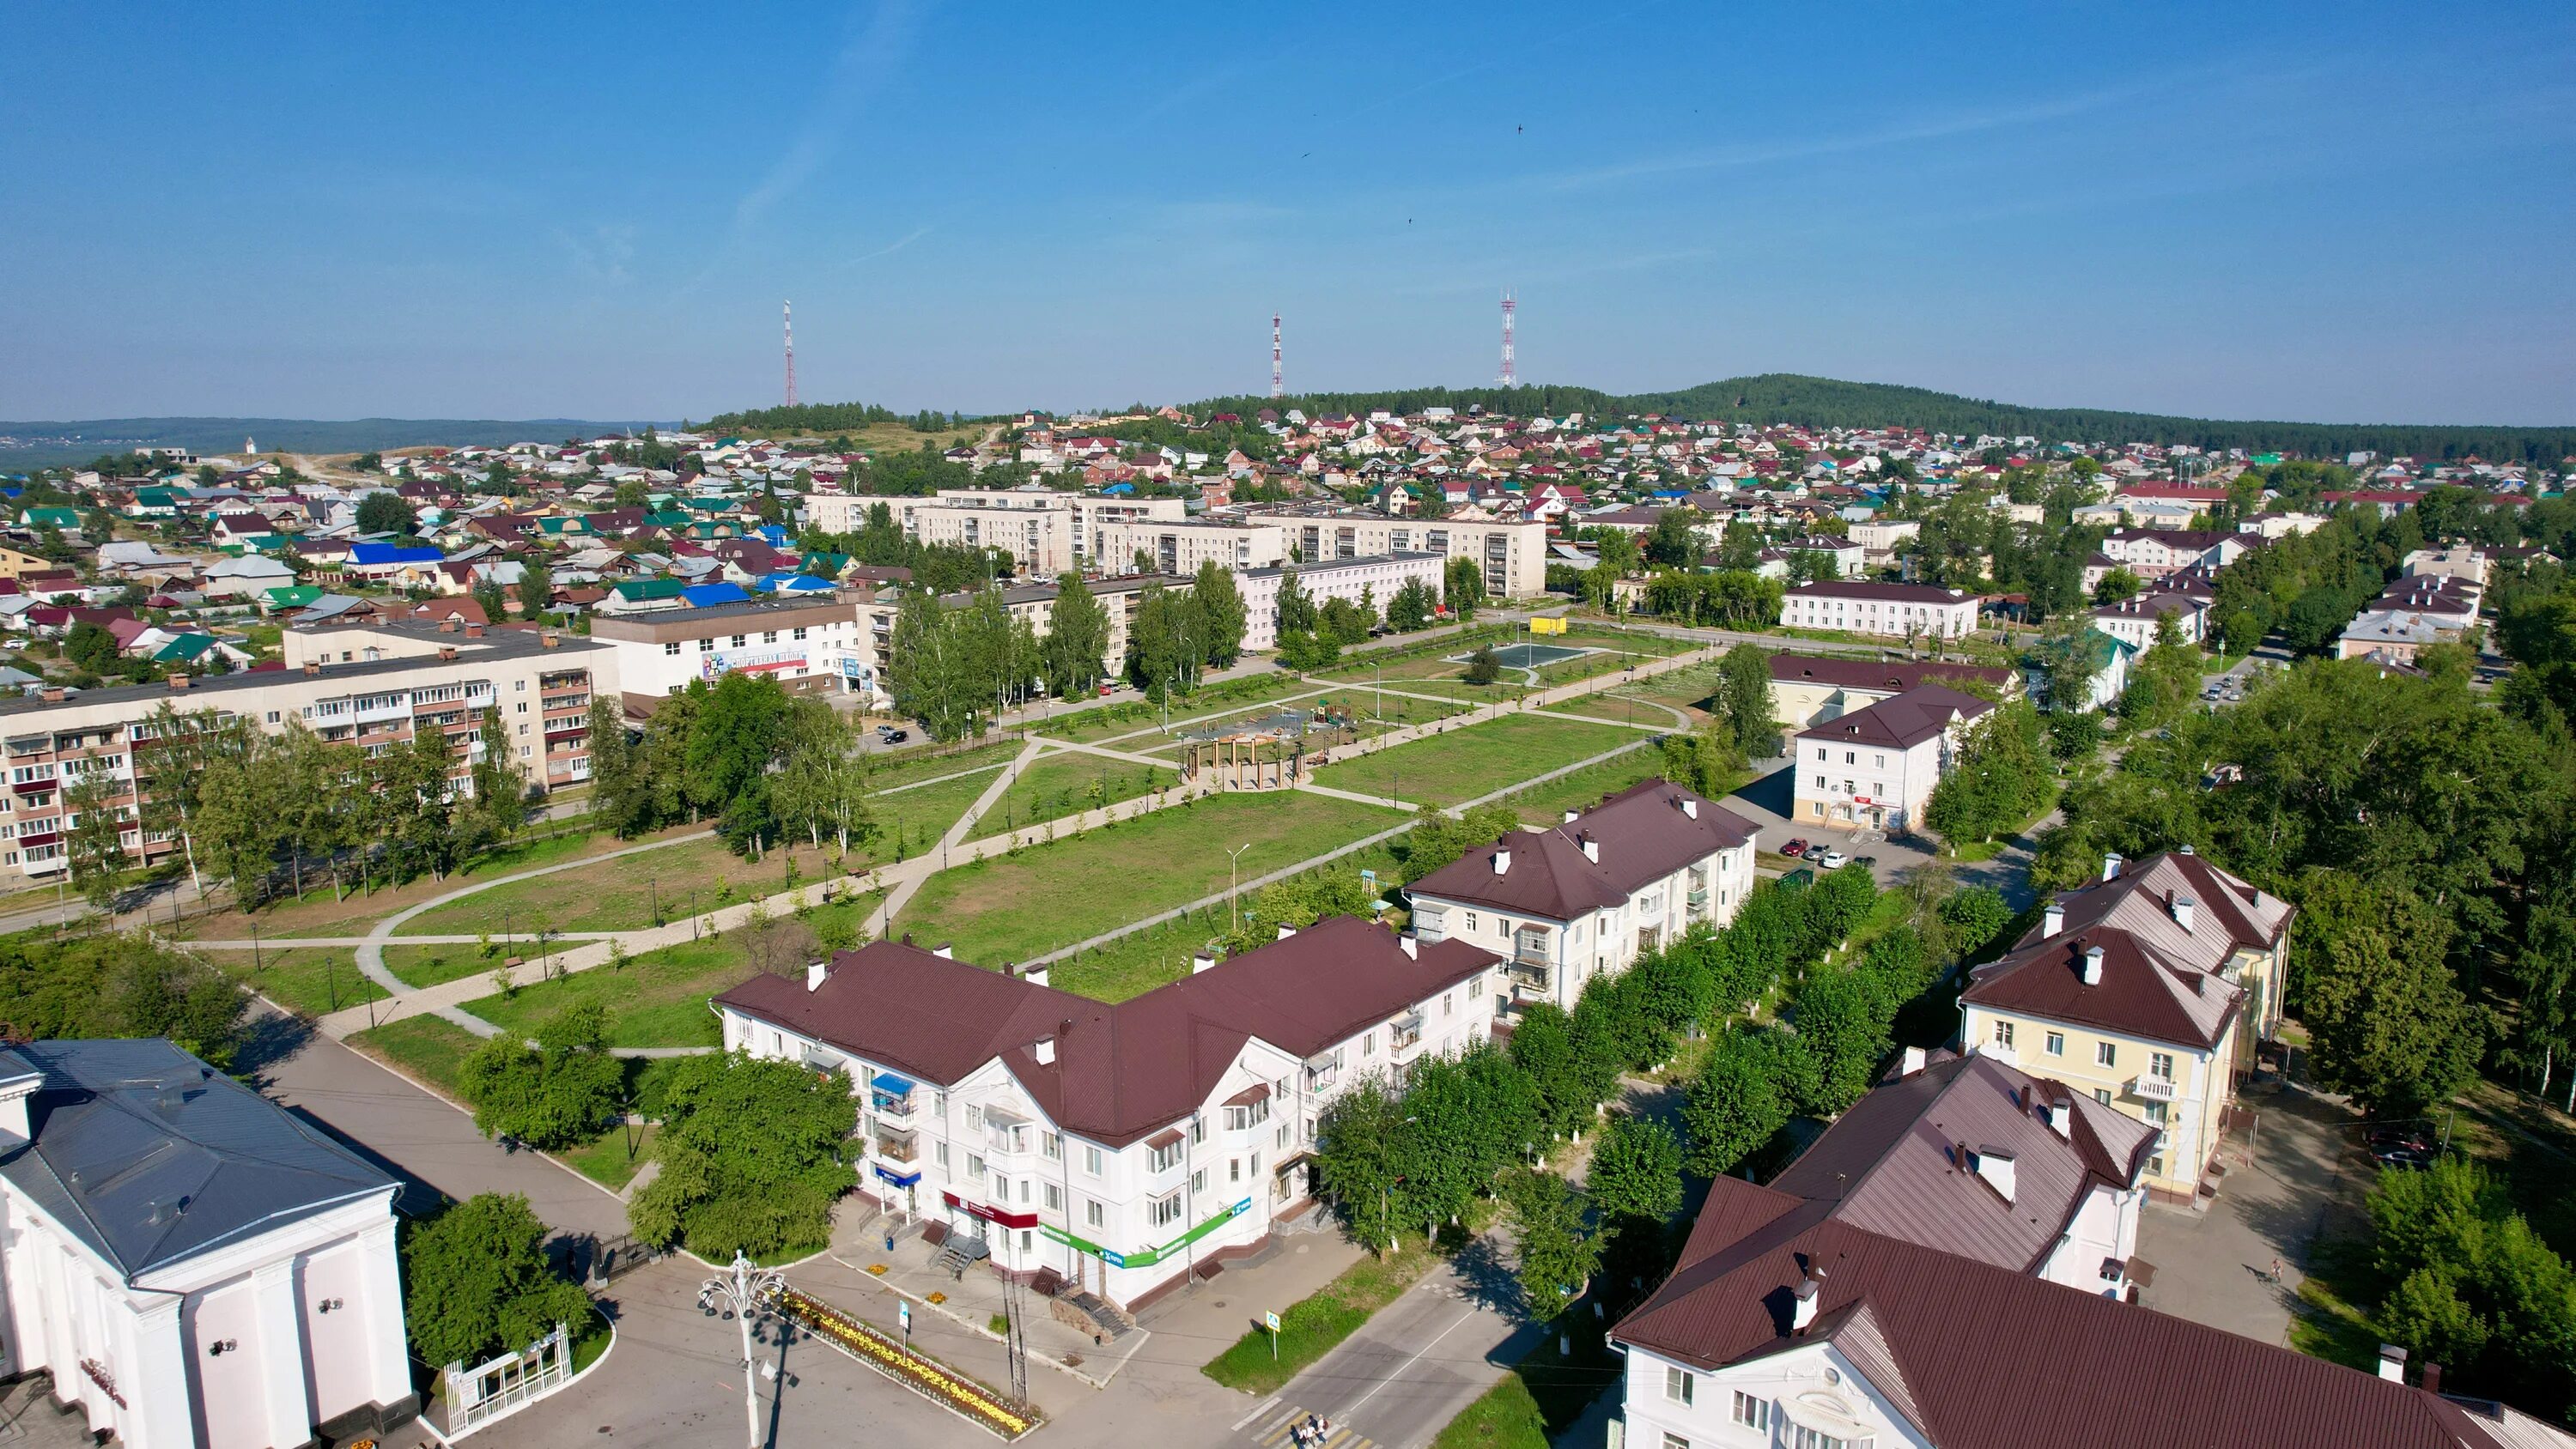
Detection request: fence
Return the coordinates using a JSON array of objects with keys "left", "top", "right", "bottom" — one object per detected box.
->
[{"left": 441, "top": 1320, "right": 572, "bottom": 1436}]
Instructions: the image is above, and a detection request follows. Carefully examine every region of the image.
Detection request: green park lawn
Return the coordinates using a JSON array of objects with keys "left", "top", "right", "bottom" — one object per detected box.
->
[
  {"left": 348, "top": 1014, "right": 483, "bottom": 1097},
  {"left": 872, "top": 767, "right": 1011, "bottom": 857},
  {"left": 1498, "top": 750, "right": 1668, "bottom": 827},
  {"left": 1204, "top": 1238, "right": 1441, "bottom": 1392},
  {"left": 893, "top": 792, "right": 1404, "bottom": 974},
  {"left": 462, "top": 936, "right": 741, "bottom": 1049},
  {"left": 400, "top": 829, "right": 838, "bottom": 938},
  {"left": 207, "top": 945, "right": 388, "bottom": 1017},
  {"left": 992, "top": 751, "right": 1177, "bottom": 832},
  {"left": 863, "top": 740, "right": 1019, "bottom": 794},
  {"left": 1310, "top": 713, "right": 1642, "bottom": 807},
  {"left": 183, "top": 822, "right": 625, "bottom": 942},
  {"left": 560, "top": 1124, "right": 659, "bottom": 1190}
]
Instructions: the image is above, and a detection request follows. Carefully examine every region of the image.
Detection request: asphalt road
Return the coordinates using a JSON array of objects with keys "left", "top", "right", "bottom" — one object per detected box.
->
[{"left": 1249, "top": 1242, "right": 1533, "bottom": 1449}]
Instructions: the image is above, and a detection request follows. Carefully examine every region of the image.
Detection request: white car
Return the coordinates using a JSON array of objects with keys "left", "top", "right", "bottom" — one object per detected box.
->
[{"left": 1818, "top": 849, "right": 1849, "bottom": 870}]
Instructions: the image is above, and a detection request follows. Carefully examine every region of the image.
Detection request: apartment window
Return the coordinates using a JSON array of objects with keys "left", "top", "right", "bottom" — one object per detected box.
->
[
  {"left": 1874, "top": 753, "right": 1886, "bottom": 767},
  {"left": 1990, "top": 1020, "right": 2014, "bottom": 1050},
  {"left": 1043, "top": 1184, "right": 1063, "bottom": 1212},
  {"left": 2143, "top": 1100, "right": 2169, "bottom": 1126},
  {"left": 2148, "top": 1153, "right": 2166, "bottom": 1177},
  {"left": 1662, "top": 1436, "right": 1688, "bottom": 1449},
  {"left": 1363, "top": 1031, "right": 1376, "bottom": 1058},
  {"left": 2044, "top": 1031, "right": 2064, "bottom": 1057},
  {"left": 1731, "top": 1391, "right": 1769, "bottom": 1430},
  {"left": 664, "top": 640, "right": 681, "bottom": 655},
  {"left": 1229, "top": 1158, "right": 1242, "bottom": 1184},
  {"left": 1814, "top": 747, "right": 1826, "bottom": 761},
  {"left": 1084, "top": 1143, "right": 1103, "bottom": 1175},
  {"left": 762, "top": 630, "right": 778, "bottom": 644},
  {"left": 966, "top": 1154, "right": 986, "bottom": 1181},
  {"left": 699, "top": 638, "right": 715, "bottom": 652},
  {"left": 2095, "top": 1088, "right": 2113, "bottom": 1106},
  {"left": 513, "top": 678, "right": 526, "bottom": 691},
  {"left": 1148, "top": 1192, "right": 1183, "bottom": 1228},
  {"left": 2150, "top": 1051, "right": 2176, "bottom": 1081},
  {"left": 793, "top": 627, "right": 808, "bottom": 640},
  {"left": 1443, "top": 991, "right": 1454, "bottom": 1018},
  {"left": 1191, "top": 1168, "right": 1206, "bottom": 1195},
  {"left": 1664, "top": 1366, "right": 1693, "bottom": 1405},
  {"left": 2096, "top": 1040, "right": 2117, "bottom": 1068},
  {"left": 1844, "top": 750, "right": 1856, "bottom": 765},
  {"left": 265, "top": 711, "right": 281, "bottom": 724},
  {"left": 1465, "top": 912, "right": 1479, "bottom": 931},
  {"left": 1788, "top": 1430, "right": 1871, "bottom": 1449},
  {"left": 964, "top": 1104, "right": 983, "bottom": 1133},
  {"left": 1086, "top": 1199, "right": 1105, "bottom": 1229},
  {"left": 1149, "top": 1139, "right": 1183, "bottom": 1173},
  {"left": 730, "top": 634, "right": 747, "bottom": 647},
  {"left": 1189, "top": 1114, "right": 1206, "bottom": 1146},
  {"left": 935, "top": 1142, "right": 951, "bottom": 1168},
  {"left": 1042, "top": 1131, "right": 1062, "bottom": 1161}
]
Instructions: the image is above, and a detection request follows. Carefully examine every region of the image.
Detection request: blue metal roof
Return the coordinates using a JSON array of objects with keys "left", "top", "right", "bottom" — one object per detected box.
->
[
  {"left": 348, "top": 542, "right": 443, "bottom": 566},
  {"left": 871, "top": 1071, "right": 915, "bottom": 1094},
  {"left": 681, "top": 581, "right": 750, "bottom": 607}
]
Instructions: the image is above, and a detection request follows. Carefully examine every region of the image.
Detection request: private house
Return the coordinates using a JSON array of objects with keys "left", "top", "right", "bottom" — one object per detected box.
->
[
  {"left": 1790, "top": 683, "right": 1992, "bottom": 833},
  {"left": 1608, "top": 1170, "right": 2565, "bottom": 1449},
  {"left": 2023, "top": 627, "right": 2134, "bottom": 714},
  {"left": 1778, "top": 582, "right": 1978, "bottom": 640},
  {"left": 1959, "top": 850, "right": 2292, "bottom": 1204},
  {"left": 1764, "top": 653, "right": 2014, "bottom": 733},
  {"left": 0, "top": 1040, "right": 416, "bottom": 1449},
  {"left": 711, "top": 917, "right": 1504, "bottom": 1311},
  {"left": 1406, "top": 779, "right": 1759, "bottom": 1013}
]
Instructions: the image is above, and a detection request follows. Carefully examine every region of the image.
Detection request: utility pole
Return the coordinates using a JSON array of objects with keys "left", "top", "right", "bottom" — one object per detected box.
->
[{"left": 699, "top": 1250, "right": 787, "bottom": 1449}]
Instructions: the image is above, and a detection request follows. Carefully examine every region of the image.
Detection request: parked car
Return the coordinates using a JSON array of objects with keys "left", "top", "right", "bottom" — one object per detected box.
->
[
  {"left": 1781, "top": 840, "right": 1808, "bottom": 858},
  {"left": 880, "top": 728, "right": 909, "bottom": 744},
  {"left": 1818, "top": 850, "right": 1849, "bottom": 870},
  {"left": 1098, "top": 681, "right": 1116, "bottom": 696},
  {"left": 1850, "top": 854, "right": 1879, "bottom": 870}
]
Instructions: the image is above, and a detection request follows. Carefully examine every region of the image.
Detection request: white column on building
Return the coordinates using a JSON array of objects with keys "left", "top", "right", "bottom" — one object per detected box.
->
[
  {"left": 126, "top": 1296, "right": 190, "bottom": 1449},
  {"left": 250, "top": 1258, "right": 312, "bottom": 1448},
  {"left": 355, "top": 1219, "right": 412, "bottom": 1411}
]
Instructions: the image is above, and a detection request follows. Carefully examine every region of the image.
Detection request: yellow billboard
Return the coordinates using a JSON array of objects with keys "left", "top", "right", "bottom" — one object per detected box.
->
[{"left": 1529, "top": 616, "right": 1569, "bottom": 635}]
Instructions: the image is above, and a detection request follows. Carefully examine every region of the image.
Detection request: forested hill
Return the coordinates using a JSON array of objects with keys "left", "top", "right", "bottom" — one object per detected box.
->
[{"left": 1194, "top": 374, "right": 2576, "bottom": 464}]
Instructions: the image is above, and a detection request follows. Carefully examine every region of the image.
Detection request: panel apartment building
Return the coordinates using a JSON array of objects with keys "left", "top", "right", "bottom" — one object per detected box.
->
[
  {"left": 1236, "top": 506, "right": 1547, "bottom": 599},
  {"left": 0, "top": 621, "right": 613, "bottom": 880},
  {"left": 806, "top": 488, "right": 1190, "bottom": 574},
  {"left": 714, "top": 916, "right": 1503, "bottom": 1309},
  {"left": 847, "top": 574, "right": 1187, "bottom": 708},
  {"left": 590, "top": 594, "right": 872, "bottom": 711}
]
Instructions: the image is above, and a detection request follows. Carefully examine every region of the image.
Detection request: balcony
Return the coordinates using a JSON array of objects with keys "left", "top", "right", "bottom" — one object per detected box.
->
[
  {"left": 1507, "top": 959, "right": 1553, "bottom": 996},
  {"left": 1686, "top": 888, "right": 1710, "bottom": 912},
  {"left": 869, "top": 1078, "right": 918, "bottom": 1125},
  {"left": 2129, "top": 1074, "right": 2178, "bottom": 1103},
  {"left": 874, "top": 1131, "right": 920, "bottom": 1164},
  {"left": 1388, "top": 1012, "right": 1424, "bottom": 1052}
]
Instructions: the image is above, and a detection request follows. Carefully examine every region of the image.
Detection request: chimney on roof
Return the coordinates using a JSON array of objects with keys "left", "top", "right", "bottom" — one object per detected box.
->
[
  {"left": 1562, "top": 807, "right": 1582, "bottom": 825},
  {"left": 2046, "top": 1094, "right": 2072, "bottom": 1137},
  {"left": 1023, "top": 965, "right": 1050, "bottom": 988},
  {"left": 2178, "top": 843, "right": 2194, "bottom": 855},
  {"left": 38, "top": 687, "right": 64, "bottom": 703},
  {"left": 1399, "top": 933, "right": 1419, "bottom": 960},
  {"left": 2102, "top": 852, "right": 2123, "bottom": 882},
  {"left": 167, "top": 673, "right": 188, "bottom": 691},
  {"left": 1899, "top": 1046, "right": 1926, "bottom": 1076},
  {"left": 1276, "top": 924, "right": 1297, "bottom": 941},
  {"left": 2422, "top": 1361, "right": 2441, "bottom": 1395},
  {"left": 2043, "top": 902, "right": 2064, "bottom": 938},
  {"left": 2172, "top": 894, "right": 2197, "bottom": 933},
  {"left": 932, "top": 943, "right": 954, "bottom": 959},
  {"left": 2081, "top": 945, "right": 2105, "bottom": 985},
  {"left": 1492, "top": 847, "right": 1511, "bottom": 875},
  {"left": 1680, "top": 797, "right": 1698, "bottom": 820},
  {"left": 465, "top": 623, "right": 484, "bottom": 638},
  {"left": 805, "top": 960, "right": 829, "bottom": 992},
  {"left": 440, "top": 617, "right": 457, "bottom": 634},
  {"left": 301, "top": 661, "right": 320, "bottom": 676},
  {"left": 2378, "top": 1343, "right": 2407, "bottom": 1384},
  {"left": 1578, "top": 830, "right": 1599, "bottom": 864},
  {"left": 540, "top": 631, "right": 559, "bottom": 648},
  {"left": 1791, "top": 1263, "right": 1827, "bottom": 1331},
  {"left": 1192, "top": 952, "right": 1217, "bottom": 974},
  {"left": 1035, "top": 1035, "right": 1056, "bottom": 1066},
  {"left": 1971, "top": 1144, "right": 2017, "bottom": 1203}
]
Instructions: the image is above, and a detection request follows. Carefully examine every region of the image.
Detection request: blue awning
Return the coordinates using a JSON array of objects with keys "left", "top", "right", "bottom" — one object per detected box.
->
[
  {"left": 873, "top": 1165, "right": 922, "bottom": 1188},
  {"left": 872, "top": 1072, "right": 916, "bottom": 1094}
]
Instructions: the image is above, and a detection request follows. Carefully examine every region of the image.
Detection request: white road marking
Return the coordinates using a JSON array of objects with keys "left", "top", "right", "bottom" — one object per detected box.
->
[
  {"left": 1234, "top": 1395, "right": 1285, "bottom": 1432},
  {"left": 1342, "top": 1300, "right": 1478, "bottom": 1416}
]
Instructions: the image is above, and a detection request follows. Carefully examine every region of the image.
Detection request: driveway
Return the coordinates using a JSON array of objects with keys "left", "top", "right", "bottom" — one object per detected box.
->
[
  {"left": 1722, "top": 759, "right": 1942, "bottom": 891},
  {"left": 2132, "top": 1077, "right": 2367, "bottom": 1348}
]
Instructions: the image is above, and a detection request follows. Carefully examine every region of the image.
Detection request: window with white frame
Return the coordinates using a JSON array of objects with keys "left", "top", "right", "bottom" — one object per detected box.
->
[
  {"left": 1086, "top": 1199, "right": 1104, "bottom": 1228},
  {"left": 2044, "top": 1030, "right": 2064, "bottom": 1056},
  {"left": 1990, "top": 1019, "right": 2014, "bottom": 1049},
  {"left": 1149, "top": 1138, "right": 1184, "bottom": 1173},
  {"left": 2150, "top": 1051, "right": 2175, "bottom": 1080},
  {"left": 1663, "top": 1366, "right": 1693, "bottom": 1404},
  {"left": 1147, "top": 1192, "right": 1183, "bottom": 1228},
  {"left": 2096, "top": 1040, "right": 2117, "bottom": 1068},
  {"left": 1084, "top": 1143, "right": 1103, "bottom": 1175},
  {"left": 1731, "top": 1391, "right": 1769, "bottom": 1430}
]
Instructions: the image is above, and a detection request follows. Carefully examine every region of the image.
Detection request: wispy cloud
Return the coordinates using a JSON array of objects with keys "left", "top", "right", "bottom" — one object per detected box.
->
[{"left": 841, "top": 225, "right": 932, "bottom": 270}]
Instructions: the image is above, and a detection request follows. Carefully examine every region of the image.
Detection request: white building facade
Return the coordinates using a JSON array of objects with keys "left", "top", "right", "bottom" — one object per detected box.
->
[
  {"left": 1238, "top": 554, "right": 1446, "bottom": 651},
  {"left": 1791, "top": 683, "right": 1991, "bottom": 833},
  {"left": 1779, "top": 582, "right": 1979, "bottom": 638}
]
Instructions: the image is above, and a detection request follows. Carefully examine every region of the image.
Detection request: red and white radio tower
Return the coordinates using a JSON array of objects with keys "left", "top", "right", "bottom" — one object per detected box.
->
[
  {"left": 782, "top": 300, "right": 799, "bottom": 408},
  {"left": 1496, "top": 290, "right": 1517, "bottom": 386},
  {"left": 1271, "top": 313, "right": 1284, "bottom": 399}
]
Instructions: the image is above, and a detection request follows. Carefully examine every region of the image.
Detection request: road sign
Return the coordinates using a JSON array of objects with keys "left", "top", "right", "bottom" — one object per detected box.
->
[
  {"left": 1267, "top": 1310, "right": 1281, "bottom": 1360},
  {"left": 898, "top": 1300, "right": 912, "bottom": 1338},
  {"left": 1265, "top": 1311, "right": 1281, "bottom": 1331}
]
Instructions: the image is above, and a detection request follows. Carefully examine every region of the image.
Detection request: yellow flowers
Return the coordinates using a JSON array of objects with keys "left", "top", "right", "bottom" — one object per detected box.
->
[{"left": 773, "top": 1288, "right": 1036, "bottom": 1439}]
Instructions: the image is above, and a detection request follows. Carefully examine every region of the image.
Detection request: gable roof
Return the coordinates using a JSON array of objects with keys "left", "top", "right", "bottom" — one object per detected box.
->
[
  {"left": 1613, "top": 1173, "right": 2518, "bottom": 1449},
  {"left": 1795, "top": 682, "right": 1994, "bottom": 750},
  {"left": 1963, "top": 919, "right": 2244, "bottom": 1050},
  {"left": 1765, "top": 652, "right": 2014, "bottom": 697},
  {"left": 1408, "top": 778, "right": 1757, "bottom": 921}
]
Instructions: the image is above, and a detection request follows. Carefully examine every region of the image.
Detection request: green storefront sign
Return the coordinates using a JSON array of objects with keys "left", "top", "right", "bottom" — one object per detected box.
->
[{"left": 1042, "top": 1197, "right": 1252, "bottom": 1269}]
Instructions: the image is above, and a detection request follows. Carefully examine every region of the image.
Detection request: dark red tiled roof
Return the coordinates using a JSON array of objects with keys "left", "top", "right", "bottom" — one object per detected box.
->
[
  {"left": 1794, "top": 682, "right": 1993, "bottom": 750},
  {"left": 1765, "top": 652, "right": 2013, "bottom": 696},
  {"left": 1409, "top": 778, "right": 1755, "bottom": 920},
  {"left": 1613, "top": 1175, "right": 2507, "bottom": 1449}
]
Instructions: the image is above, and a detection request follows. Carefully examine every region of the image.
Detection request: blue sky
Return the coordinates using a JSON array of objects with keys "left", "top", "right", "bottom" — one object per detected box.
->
[{"left": 4, "top": 1, "right": 2572, "bottom": 424}]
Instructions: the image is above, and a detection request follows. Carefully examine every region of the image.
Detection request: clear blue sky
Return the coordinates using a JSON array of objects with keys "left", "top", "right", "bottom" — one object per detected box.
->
[{"left": 4, "top": 1, "right": 2571, "bottom": 425}]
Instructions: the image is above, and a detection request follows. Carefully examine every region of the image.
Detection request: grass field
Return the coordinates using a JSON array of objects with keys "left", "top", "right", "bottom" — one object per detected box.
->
[
  {"left": 864, "top": 741, "right": 1020, "bottom": 794},
  {"left": 401, "top": 830, "right": 844, "bottom": 938},
  {"left": 872, "top": 768, "right": 1011, "bottom": 857},
  {"left": 348, "top": 1014, "right": 483, "bottom": 1097},
  {"left": 1311, "top": 713, "right": 1642, "bottom": 807},
  {"left": 1493, "top": 750, "right": 1668, "bottom": 827},
  {"left": 560, "top": 1124, "right": 660, "bottom": 1190},
  {"left": 893, "top": 793, "right": 1404, "bottom": 973},
  {"left": 993, "top": 752, "right": 1176, "bottom": 833},
  {"left": 183, "top": 823, "right": 621, "bottom": 941},
  {"left": 207, "top": 945, "right": 387, "bottom": 1016},
  {"left": 380, "top": 943, "right": 502, "bottom": 990}
]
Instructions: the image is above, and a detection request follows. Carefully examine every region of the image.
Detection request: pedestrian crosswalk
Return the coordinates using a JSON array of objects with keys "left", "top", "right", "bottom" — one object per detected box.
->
[{"left": 1253, "top": 1404, "right": 1380, "bottom": 1449}]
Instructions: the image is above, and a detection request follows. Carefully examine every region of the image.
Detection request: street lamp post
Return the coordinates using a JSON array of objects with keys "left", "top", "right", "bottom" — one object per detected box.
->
[
  {"left": 700, "top": 1250, "right": 789, "bottom": 1449},
  {"left": 1228, "top": 842, "right": 1252, "bottom": 936}
]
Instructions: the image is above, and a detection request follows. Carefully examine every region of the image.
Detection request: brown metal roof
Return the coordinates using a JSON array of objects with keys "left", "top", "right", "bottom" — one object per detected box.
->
[
  {"left": 714, "top": 916, "right": 1498, "bottom": 1149},
  {"left": 1794, "top": 682, "right": 1994, "bottom": 750},
  {"left": 1613, "top": 1175, "right": 2511, "bottom": 1449},
  {"left": 1765, "top": 652, "right": 2014, "bottom": 696},
  {"left": 1963, "top": 925, "right": 2243, "bottom": 1051},
  {"left": 1409, "top": 778, "right": 1756, "bottom": 921}
]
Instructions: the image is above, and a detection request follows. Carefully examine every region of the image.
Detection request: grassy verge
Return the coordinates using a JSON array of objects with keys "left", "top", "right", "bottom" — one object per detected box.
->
[
  {"left": 348, "top": 1014, "right": 484, "bottom": 1097},
  {"left": 206, "top": 945, "right": 389, "bottom": 1016},
  {"left": 992, "top": 753, "right": 1176, "bottom": 833},
  {"left": 1203, "top": 1239, "right": 1440, "bottom": 1393},
  {"left": 1492, "top": 750, "right": 1667, "bottom": 827},
  {"left": 399, "top": 830, "right": 812, "bottom": 938},
  {"left": 1040, "top": 839, "right": 1412, "bottom": 1001},
  {"left": 462, "top": 935, "right": 736, "bottom": 1048},
  {"left": 1431, "top": 1322, "right": 1624, "bottom": 1449},
  {"left": 182, "top": 822, "right": 619, "bottom": 941},
  {"left": 1311, "top": 713, "right": 1641, "bottom": 807},
  {"left": 895, "top": 793, "right": 1403, "bottom": 973},
  {"left": 380, "top": 943, "right": 504, "bottom": 990},
  {"left": 560, "top": 1124, "right": 659, "bottom": 1191},
  {"left": 864, "top": 741, "right": 1021, "bottom": 794},
  {"left": 1431, "top": 1376, "right": 1550, "bottom": 1449}
]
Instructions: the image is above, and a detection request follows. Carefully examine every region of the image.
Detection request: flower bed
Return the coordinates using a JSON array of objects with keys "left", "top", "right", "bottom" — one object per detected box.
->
[{"left": 773, "top": 1287, "right": 1039, "bottom": 1440}]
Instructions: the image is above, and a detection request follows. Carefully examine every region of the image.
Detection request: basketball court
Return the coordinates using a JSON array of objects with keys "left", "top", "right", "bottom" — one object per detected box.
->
[{"left": 1447, "top": 640, "right": 1591, "bottom": 670}]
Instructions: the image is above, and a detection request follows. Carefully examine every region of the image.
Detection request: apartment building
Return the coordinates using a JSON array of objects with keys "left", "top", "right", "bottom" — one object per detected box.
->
[
  {"left": 0, "top": 622, "right": 611, "bottom": 879},
  {"left": 805, "top": 488, "right": 1188, "bottom": 571},
  {"left": 1764, "top": 652, "right": 2014, "bottom": 733},
  {"left": 1610, "top": 1173, "right": 2558, "bottom": 1449},
  {"left": 1791, "top": 682, "right": 1991, "bottom": 833},
  {"left": 2088, "top": 591, "right": 2207, "bottom": 650},
  {"left": 713, "top": 916, "right": 1503, "bottom": 1309},
  {"left": 1236, "top": 506, "right": 1547, "bottom": 599},
  {"left": 1091, "top": 518, "right": 1285, "bottom": 578},
  {"left": 847, "top": 574, "right": 1186, "bottom": 708},
  {"left": 1237, "top": 554, "right": 1445, "bottom": 652},
  {"left": 1779, "top": 581, "right": 1979, "bottom": 639},
  {"left": 1960, "top": 850, "right": 2292, "bottom": 1203},
  {"left": 591, "top": 594, "right": 867, "bottom": 708},
  {"left": 1408, "top": 779, "right": 1759, "bottom": 1013},
  {"left": 910, "top": 501, "right": 1079, "bottom": 576}
]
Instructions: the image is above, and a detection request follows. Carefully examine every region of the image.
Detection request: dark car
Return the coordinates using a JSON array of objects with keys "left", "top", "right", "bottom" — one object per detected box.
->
[
  {"left": 1851, "top": 855, "right": 1879, "bottom": 870},
  {"left": 2372, "top": 1143, "right": 2436, "bottom": 1170},
  {"left": 1781, "top": 840, "right": 1808, "bottom": 858},
  {"left": 881, "top": 728, "right": 909, "bottom": 744}
]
